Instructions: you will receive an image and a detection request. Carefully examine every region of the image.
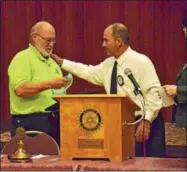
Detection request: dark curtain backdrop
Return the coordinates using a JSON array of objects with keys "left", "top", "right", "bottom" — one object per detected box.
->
[{"left": 0, "top": 1, "right": 186, "bottom": 124}]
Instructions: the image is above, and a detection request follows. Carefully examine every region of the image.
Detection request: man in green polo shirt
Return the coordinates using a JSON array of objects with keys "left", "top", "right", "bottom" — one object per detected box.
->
[{"left": 8, "top": 21, "right": 68, "bottom": 145}]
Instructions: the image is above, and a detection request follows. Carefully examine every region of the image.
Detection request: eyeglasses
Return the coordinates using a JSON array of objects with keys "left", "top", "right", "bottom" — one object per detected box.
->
[{"left": 36, "top": 34, "right": 56, "bottom": 44}]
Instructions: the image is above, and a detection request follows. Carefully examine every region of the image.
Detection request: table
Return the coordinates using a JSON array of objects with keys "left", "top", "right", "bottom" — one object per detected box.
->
[{"left": 1, "top": 154, "right": 186, "bottom": 171}]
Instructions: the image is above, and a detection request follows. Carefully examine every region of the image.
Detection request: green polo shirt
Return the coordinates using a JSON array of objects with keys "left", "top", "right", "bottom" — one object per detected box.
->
[{"left": 8, "top": 44, "right": 64, "bottom": 115}]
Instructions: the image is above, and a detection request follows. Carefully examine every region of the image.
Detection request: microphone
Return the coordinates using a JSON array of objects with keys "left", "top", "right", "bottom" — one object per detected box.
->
[{"left": 124, "top": 68, "right": 143, "bottom": 96}]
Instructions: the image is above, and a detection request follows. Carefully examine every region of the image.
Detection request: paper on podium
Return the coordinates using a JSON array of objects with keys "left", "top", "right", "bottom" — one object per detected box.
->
[
  {"left": 31, "top": 154, "right": 48, "bottom": 159},
  {"left": 158, "top": 86, "right": 175, "bottom": 107}
]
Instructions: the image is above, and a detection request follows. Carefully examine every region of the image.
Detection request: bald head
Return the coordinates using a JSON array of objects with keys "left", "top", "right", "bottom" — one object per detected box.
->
[
  {"left": 30, "top": 21, "right": 56, "bottom": 57},
  {"left": 30, "top": 21, "right": 55, "bottom": 39},
  {"left": 105, "top": 23, "right": 130, "bottom": 45}
]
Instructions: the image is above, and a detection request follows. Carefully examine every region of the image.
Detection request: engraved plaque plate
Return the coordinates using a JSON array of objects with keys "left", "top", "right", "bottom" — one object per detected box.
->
[{"left": 78, "top": 139, "right": 104, "bottom": 149}]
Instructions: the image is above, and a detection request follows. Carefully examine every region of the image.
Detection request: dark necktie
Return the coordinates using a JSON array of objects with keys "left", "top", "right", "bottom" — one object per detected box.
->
[{"left": 110, "top": 61, "right": 117, "bottom": 94}]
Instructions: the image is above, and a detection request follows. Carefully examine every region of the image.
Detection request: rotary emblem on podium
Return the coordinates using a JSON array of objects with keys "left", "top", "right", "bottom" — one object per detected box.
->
[{"left": 79, "top": 108, "right": 102, "bottom": 132}]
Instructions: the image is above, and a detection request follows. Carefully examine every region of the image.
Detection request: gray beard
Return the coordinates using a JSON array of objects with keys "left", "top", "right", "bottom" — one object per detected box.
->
[
  {"left": 38, "top": 47, "right": 52, "bottom": 57},
  {"left": 35, "top": 42, "right": 52, "bottom": 57},
  {"left": 41, "top": 51, "right": 50, "bottom": 58}
]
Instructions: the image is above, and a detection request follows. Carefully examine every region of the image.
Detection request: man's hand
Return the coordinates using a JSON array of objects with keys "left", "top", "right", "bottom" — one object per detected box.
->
[
  {"left": 135, "top": 119, "right": 151, "bottom": 142},
  {"left": 163, "top": 85, "right": 177, "bottom": 97},
  {"left": 51, "top": 54, "right": 64, "bottom": 66},
  {"left": 15, "top": 77, "right": 69, "bottom": 97},
  {"left": 46, "top": 77, "right": 69, "bottom": 89}
]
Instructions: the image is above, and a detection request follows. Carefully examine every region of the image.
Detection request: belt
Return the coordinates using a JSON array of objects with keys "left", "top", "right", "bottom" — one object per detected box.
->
[{"left": 11, "top": 112, "right": 53, "bottom": 117}]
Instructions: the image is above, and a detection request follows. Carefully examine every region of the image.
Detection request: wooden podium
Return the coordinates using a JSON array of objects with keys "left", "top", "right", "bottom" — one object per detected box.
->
[{"left": 55, "top": 94, "right": 140, "bottom": 162}]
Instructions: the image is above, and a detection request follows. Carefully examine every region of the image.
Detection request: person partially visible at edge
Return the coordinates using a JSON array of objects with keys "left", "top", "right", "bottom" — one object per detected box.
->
[
  {"left": 8, "top": 21, "right": 68, "bottom": 145},
  {"left": 51, "top": 23, "right": 165, "bottom": 157},
  {"left": 163, "top": 18, "right": 187, "bottom": 129}
]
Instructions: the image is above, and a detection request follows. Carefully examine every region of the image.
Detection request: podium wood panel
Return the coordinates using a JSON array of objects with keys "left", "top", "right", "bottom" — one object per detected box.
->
[{"left": 57, "top": 94, "right": 140, "bottom": 162}]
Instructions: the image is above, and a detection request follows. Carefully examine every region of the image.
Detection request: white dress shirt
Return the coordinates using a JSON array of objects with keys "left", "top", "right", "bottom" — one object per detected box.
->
[{"left": 61, "top": 46, "right": 163, "bottom": 123}]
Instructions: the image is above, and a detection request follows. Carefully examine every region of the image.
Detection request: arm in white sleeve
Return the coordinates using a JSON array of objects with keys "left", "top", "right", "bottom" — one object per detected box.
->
[
  {"left": 61, "top": 59, "right": 104, "bottom": 86},
  {"left": 138, "top": 58, "right": 163, "bottom": 123}
]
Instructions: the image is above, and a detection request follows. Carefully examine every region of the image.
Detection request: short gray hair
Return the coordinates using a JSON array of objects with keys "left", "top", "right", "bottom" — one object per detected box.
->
[{"left": 109, "top": 23, "right": 130, "bottom": 45}]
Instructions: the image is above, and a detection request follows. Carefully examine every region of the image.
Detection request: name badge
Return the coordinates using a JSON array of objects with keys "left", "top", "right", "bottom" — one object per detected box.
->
[{"left": 117, "top": 75, "right": 124, "bottom": 86}]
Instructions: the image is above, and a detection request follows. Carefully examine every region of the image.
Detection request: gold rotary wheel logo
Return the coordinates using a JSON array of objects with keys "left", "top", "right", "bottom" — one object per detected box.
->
[{"left": 79, "top": 109, "right": 102, "bottom": 132}]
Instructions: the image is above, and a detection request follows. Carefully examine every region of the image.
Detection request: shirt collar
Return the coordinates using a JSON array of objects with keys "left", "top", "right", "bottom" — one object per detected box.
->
[
  {"left": 29, "top": 43, "right": 53, "bottom": 64},
  {"left": 116, "top": 46, "right": 132, "bottom": 66}
]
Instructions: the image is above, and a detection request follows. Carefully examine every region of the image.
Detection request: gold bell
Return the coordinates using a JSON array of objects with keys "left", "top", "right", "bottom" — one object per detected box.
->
[{"left": 9, "top": 127, "right": 32, "bottom": 163}]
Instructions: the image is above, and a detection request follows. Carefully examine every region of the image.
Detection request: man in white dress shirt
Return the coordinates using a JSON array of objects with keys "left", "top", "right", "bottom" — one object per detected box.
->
[{"left": 52, "top": 23, "right": 165, "bottom": 157}]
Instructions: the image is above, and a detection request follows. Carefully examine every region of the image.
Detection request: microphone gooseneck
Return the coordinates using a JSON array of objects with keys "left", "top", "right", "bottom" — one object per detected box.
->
[
  {"left": 123, "top": 68, "right": 145, "bottom": 126},
  {"left": 124, "top": 68, "right": 143, "bottom": 96}
]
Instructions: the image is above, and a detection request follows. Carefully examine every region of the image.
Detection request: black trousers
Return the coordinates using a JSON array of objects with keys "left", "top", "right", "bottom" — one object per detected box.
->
[
  {"left": 11, "top": 112, "right": 60, "bottom": 146},
  {"left": 135, "top": 113, "right": 166, "bottom": 157}
]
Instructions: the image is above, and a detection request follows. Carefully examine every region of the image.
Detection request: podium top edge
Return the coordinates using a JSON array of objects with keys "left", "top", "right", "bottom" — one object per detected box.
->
[{"left": 53, "top": 94, "right": 127, "bottom": 98}]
